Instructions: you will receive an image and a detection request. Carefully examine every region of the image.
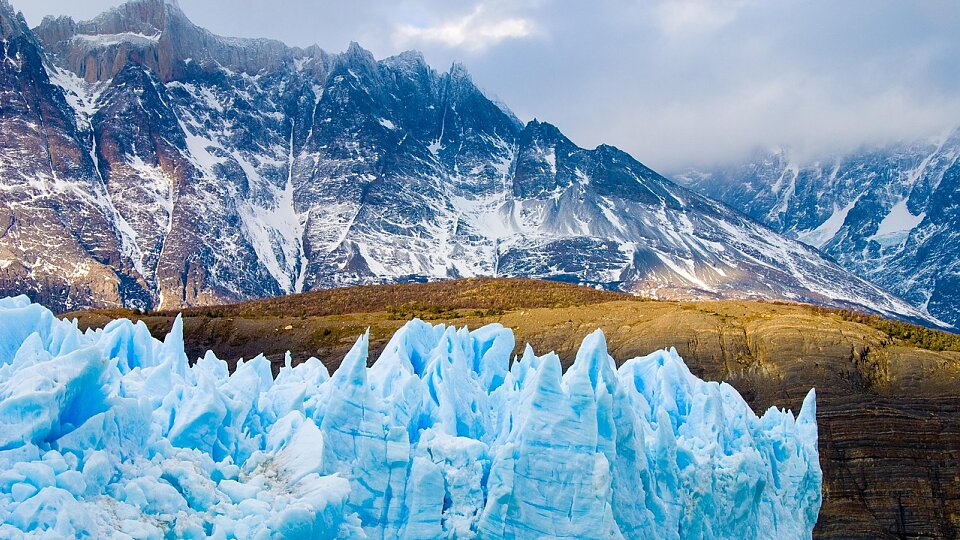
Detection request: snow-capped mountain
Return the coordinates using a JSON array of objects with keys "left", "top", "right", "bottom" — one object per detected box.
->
[
  {"left": 0, "top": 0, "right": 935, "bottom": 325},
  {"left": 675, "top": 130, "right": 960, "bottom": 328}
]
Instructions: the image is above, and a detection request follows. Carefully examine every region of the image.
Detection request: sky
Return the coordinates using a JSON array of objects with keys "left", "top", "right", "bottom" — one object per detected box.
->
[{"left": 16, "top": 0, "right": 960, "bottom": 171}]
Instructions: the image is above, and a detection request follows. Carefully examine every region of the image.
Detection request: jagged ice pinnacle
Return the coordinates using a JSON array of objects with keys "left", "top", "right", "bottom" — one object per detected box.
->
[{"left": 0, "top": 296, "right": 821, "bottom": 538}]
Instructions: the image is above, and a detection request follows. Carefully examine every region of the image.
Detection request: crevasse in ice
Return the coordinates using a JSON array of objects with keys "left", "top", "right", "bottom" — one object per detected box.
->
[{"left": 0, "top": 296, "right": 821, "bottom": 538}]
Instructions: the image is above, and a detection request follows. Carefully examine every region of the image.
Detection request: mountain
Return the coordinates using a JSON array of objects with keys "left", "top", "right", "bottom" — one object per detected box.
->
[
  {"left": 0, "top": 0, "right": 934, "bottom": 325},
  {"left": 675, "top": 130, "right": 960, "bottom": 328}
]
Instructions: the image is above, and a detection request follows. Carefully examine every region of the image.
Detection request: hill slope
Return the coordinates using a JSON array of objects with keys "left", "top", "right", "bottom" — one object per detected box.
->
[{"left": 66, "top": 278, "right": 960, "bottom": 539}]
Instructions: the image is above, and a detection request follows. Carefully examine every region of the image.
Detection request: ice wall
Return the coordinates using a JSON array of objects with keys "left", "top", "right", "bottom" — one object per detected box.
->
[{"left": 0, "top": 296, "right": 821, "bottom": 538}]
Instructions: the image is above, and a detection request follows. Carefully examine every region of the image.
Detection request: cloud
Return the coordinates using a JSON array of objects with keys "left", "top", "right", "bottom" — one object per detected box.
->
[
  {"left": 654, "top": 0, "right": 752, "bottom": 40},
  {"left": 393, "top": 4, "right": 538, "bottom": 52}
]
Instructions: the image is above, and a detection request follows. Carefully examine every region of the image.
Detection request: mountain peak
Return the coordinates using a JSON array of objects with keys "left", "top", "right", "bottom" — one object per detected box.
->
[
  {"left": 383, "top": 49, "right": 426, "bottom": 70},
  {"left": 343, "top": 41, "right": 375, "bottom": 62},
  {"left": 522, "top": 119, "right": 564, "bottom": 142},
  {"left": 89, "top": 0, "right": 185, "bottom": 33},
  {"left": 32, "top": 0, "right": 188, "bottom": 45},
  {"left": 34, "top": 0, "right": 298, "bottom": 82},
  {"left": 448, "top": 61, "right": 471, "bottom": 80},
  {"left": 0, "top": 0, "right": 29, "bottom": 39},
  {"left": 339, "top": 41, "right": 376, "bottom": 66},
  {"left": 335, "top": 41, "right": 379, "bottom": 79},
  {"left": 443, "top": 61, "right": 484, "bottom": 100}
]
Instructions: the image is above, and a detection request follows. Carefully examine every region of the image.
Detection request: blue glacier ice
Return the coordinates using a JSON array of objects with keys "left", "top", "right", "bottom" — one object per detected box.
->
[{"left": 0, "top": 296, "right": 821, "bottom": 538}]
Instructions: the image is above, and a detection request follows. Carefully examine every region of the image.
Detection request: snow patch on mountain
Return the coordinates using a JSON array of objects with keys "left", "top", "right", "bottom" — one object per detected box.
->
[
  {"left": 72, "top": 32, "right": 161, "bottom": 49},
  {"left": 797, "top": 197, "right": 858, "bottom": 249},
  {"left": 869, "top": 198, "right": 925, "bottom": 248}
]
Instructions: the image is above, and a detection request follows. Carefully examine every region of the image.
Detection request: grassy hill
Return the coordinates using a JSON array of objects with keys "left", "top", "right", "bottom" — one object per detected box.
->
[{"left": 64, "top": 278, "right": 960, "bottom": 539}]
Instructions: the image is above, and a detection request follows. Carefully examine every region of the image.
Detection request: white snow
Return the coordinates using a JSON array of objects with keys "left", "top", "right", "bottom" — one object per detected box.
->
[
  {"left": 598, "top": 197, "right": 626, "bottom": 233},
  {"left": 544, "top": 146, "right": 557, "bottom": 175},
  {"left": 797, "top": 198, "right": 858, "bottom": 249},
  {"left": 234, "top": 128, "right": 305, "bottom": 294},
  {"left": 450, "top": 194, "right": 516, "bottom": 240},
  {"left": 46, "top": 68, "right": 108, "bottom": 119},
  {"left": 576, "top": 168, "right": 590, "bottom": 185},
  {"left": 119, "top": 155, "right": 176, "bottom": 276},
  {"left": 654, "top": 251, "right": 714, "bottom": 291},
  {"left": 43, "top": 68, "right": 153, "bottom": 282},
  {"left": 870, "top": 198, "right": 925, "bottom": 248},
  {"left": 769, "top": 162, "right": 799, "bottom": 218},
  {"left": 72, "top": 32, "right": 162, "bottom": 48},
  {"left": 178, "top": 120, "right": 228, "bottom": 175}
]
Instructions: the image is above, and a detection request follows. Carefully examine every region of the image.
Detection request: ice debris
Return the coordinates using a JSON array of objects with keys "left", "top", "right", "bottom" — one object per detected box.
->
[{"left": 0, "top": 296, "right": 821, "bottom": 538}]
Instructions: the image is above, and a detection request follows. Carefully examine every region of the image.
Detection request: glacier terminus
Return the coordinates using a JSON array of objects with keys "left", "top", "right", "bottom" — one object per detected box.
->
[{"left": 0, "top": 296, "right": 821, "bottom": 538}]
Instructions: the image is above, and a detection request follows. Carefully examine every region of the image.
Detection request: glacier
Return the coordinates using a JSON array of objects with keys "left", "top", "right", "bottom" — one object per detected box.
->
[{"left": 0, "top": 296, "right": 821, "bottom": 538}]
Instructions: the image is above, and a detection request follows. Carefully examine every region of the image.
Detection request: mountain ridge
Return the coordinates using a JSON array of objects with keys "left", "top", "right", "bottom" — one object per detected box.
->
[
  {"left": 675, "top": 128, "right": 960, "bottom": 328},
  {"left": 0, "top": 0, "right": 940, "bottom": 327}
]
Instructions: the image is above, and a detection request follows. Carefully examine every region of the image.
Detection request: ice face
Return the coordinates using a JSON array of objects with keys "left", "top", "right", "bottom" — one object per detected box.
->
[{"left": 0, "top": 296, "right": 821, "bottom": 538}]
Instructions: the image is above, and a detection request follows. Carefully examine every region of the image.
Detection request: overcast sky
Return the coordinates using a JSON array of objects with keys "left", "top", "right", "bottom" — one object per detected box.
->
[{"left": 16, "top": 0, "right": 960, "bottom": 170}]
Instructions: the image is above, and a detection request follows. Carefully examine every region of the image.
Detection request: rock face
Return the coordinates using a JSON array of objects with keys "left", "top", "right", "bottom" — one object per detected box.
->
[
  {"left": 33, "top": 0, "right": 298, "bottom": 83},
  {"left": 0, "top": 2, "right": 137, "bottom": 312},
  {"left": 674, "top": 131, "right": 960, "bottom": 328},
  {"left": 0, "top": 0, "right": 934, "bottom": 327}
]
